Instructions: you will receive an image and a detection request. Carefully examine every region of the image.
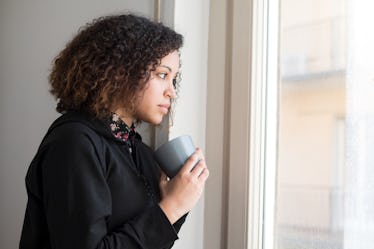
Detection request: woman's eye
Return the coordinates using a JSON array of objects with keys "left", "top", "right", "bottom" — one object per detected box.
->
[{"left": 158, "top": 73, "right": 167, "bottom": 79}]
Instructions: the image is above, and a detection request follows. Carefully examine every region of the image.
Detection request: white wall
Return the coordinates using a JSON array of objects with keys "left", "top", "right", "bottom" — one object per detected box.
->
[{"left": 169, "top": 1, "right": 210, "bottom": 249}]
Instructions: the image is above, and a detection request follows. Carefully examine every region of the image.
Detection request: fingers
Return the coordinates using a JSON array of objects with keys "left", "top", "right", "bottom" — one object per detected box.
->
[
  {"left": 175, "top": 148, "right": 209, "bottom": 185},
  {"left": 194, "top": 147, "right": 205, "bottom": 161},
  {"left": 186, "top": 148, "right": 209, "bottom": 181},
  {"left": 180, "top": 148, "right": 205, "bottom": 174},
  {"left": 159, "top": 170, "right": 169, "bottom": 184},
  {"left": 198, "top": 167, "right": 209, "bottom": 182},
  {"left": 189, "top": 159, "right": 207, "bottom": 179}
]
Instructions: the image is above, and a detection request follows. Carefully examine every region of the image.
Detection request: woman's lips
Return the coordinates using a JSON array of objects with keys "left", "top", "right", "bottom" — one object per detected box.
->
[{"left": 159, "top": 104, "right": 170, "bottom": 114}]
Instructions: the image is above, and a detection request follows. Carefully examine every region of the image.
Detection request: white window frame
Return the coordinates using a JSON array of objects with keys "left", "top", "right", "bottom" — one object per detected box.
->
[{"left": 226, "top": 0, "right": 279, "bottom": 248}]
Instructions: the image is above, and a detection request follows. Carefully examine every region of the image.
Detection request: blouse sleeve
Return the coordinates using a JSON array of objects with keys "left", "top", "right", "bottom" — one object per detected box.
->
[{"left": 39, "top": 129, "right": 180, "bottom": 249}]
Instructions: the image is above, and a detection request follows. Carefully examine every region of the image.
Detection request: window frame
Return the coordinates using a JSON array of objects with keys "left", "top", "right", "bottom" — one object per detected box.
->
[{"left": 226, "top": 0, "right": 280, "bottom": 248}]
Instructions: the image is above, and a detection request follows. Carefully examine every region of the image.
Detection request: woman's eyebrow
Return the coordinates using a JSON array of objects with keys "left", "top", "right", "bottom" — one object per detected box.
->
[{"left": 159, "top": 65, "right": 172, "bottom": 72}]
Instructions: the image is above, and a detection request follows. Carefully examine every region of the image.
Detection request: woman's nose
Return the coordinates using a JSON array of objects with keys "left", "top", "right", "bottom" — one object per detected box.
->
[{"left": 165, "top": 80, "right": 177, "bottom": 99}]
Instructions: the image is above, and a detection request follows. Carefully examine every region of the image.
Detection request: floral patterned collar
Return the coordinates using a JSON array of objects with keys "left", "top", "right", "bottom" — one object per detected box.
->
[{"left": 107, "top": 113, "right": 136, "bottom": 144}]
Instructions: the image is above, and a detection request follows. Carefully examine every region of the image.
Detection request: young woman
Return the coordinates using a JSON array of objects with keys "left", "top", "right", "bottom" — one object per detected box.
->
[{"left": 19, "top": 14, "right": 209, "bottom": 249}]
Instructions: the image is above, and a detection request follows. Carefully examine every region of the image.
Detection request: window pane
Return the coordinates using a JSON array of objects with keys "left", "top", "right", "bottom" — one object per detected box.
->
[{"left": 274, "top": 0, "right": 374, "bottom": 248}]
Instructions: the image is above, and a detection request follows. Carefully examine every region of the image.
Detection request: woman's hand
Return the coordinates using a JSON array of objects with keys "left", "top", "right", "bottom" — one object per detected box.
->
[{"left": 158, "top": 148, "right": 209, "bottom": 224}]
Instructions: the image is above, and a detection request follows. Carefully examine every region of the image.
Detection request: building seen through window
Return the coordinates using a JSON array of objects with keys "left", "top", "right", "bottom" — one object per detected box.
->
[{"left": 275, "top": 0, "right": 374, "bottom": 248}]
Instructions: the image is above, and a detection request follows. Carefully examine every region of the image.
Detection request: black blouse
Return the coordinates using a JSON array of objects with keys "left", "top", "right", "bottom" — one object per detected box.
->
[{"left": 19, "top": 111, "right": 186, "bottom": 249}]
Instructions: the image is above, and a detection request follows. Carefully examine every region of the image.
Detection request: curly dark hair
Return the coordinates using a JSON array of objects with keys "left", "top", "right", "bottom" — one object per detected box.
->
[{"left": 49, "top": 14, "right": 183, "bottom": 118}]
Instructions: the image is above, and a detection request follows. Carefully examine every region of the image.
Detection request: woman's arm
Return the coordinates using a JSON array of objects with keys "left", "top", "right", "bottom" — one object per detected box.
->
[{"left": 22, "top": 126, "right": 180, "bottom": 249}]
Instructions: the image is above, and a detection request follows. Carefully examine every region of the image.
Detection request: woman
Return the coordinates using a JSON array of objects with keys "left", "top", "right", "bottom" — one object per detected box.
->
[{"left": 19, "top": 14, "right": 209, "bottom": 249}]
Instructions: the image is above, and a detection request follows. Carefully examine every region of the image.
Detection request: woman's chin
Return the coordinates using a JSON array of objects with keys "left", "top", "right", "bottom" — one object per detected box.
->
[{"left": 144, "top": 116, "right": 164, "bottom": 125}]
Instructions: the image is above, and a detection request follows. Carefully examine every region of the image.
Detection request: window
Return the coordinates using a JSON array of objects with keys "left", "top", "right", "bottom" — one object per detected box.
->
[
  {"left": 218, "top": 0, "right": 374, "bottom": 248},
  {"left": 263, "top": 0, "right": 374, "bottom": 248}
]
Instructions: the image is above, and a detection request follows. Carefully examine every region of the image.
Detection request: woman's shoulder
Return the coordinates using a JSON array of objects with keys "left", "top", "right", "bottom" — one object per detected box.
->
[{"left": 41, "top": 111, "right": 108, "bottom": 149}]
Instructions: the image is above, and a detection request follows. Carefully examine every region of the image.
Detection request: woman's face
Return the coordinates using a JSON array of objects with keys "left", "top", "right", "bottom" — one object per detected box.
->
[{"left": 116, "top": 50, "right": 180, "bottom": 125}]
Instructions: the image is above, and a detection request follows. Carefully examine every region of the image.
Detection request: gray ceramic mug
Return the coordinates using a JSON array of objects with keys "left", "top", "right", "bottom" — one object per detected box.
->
[{"left": 154, "top": 135, "right": 195, "bottom": 178}]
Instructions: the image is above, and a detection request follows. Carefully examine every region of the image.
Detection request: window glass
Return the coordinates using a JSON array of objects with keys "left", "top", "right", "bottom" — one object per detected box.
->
[{"left": 275, "top": 0, "right": 374, "bottom": 248}]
